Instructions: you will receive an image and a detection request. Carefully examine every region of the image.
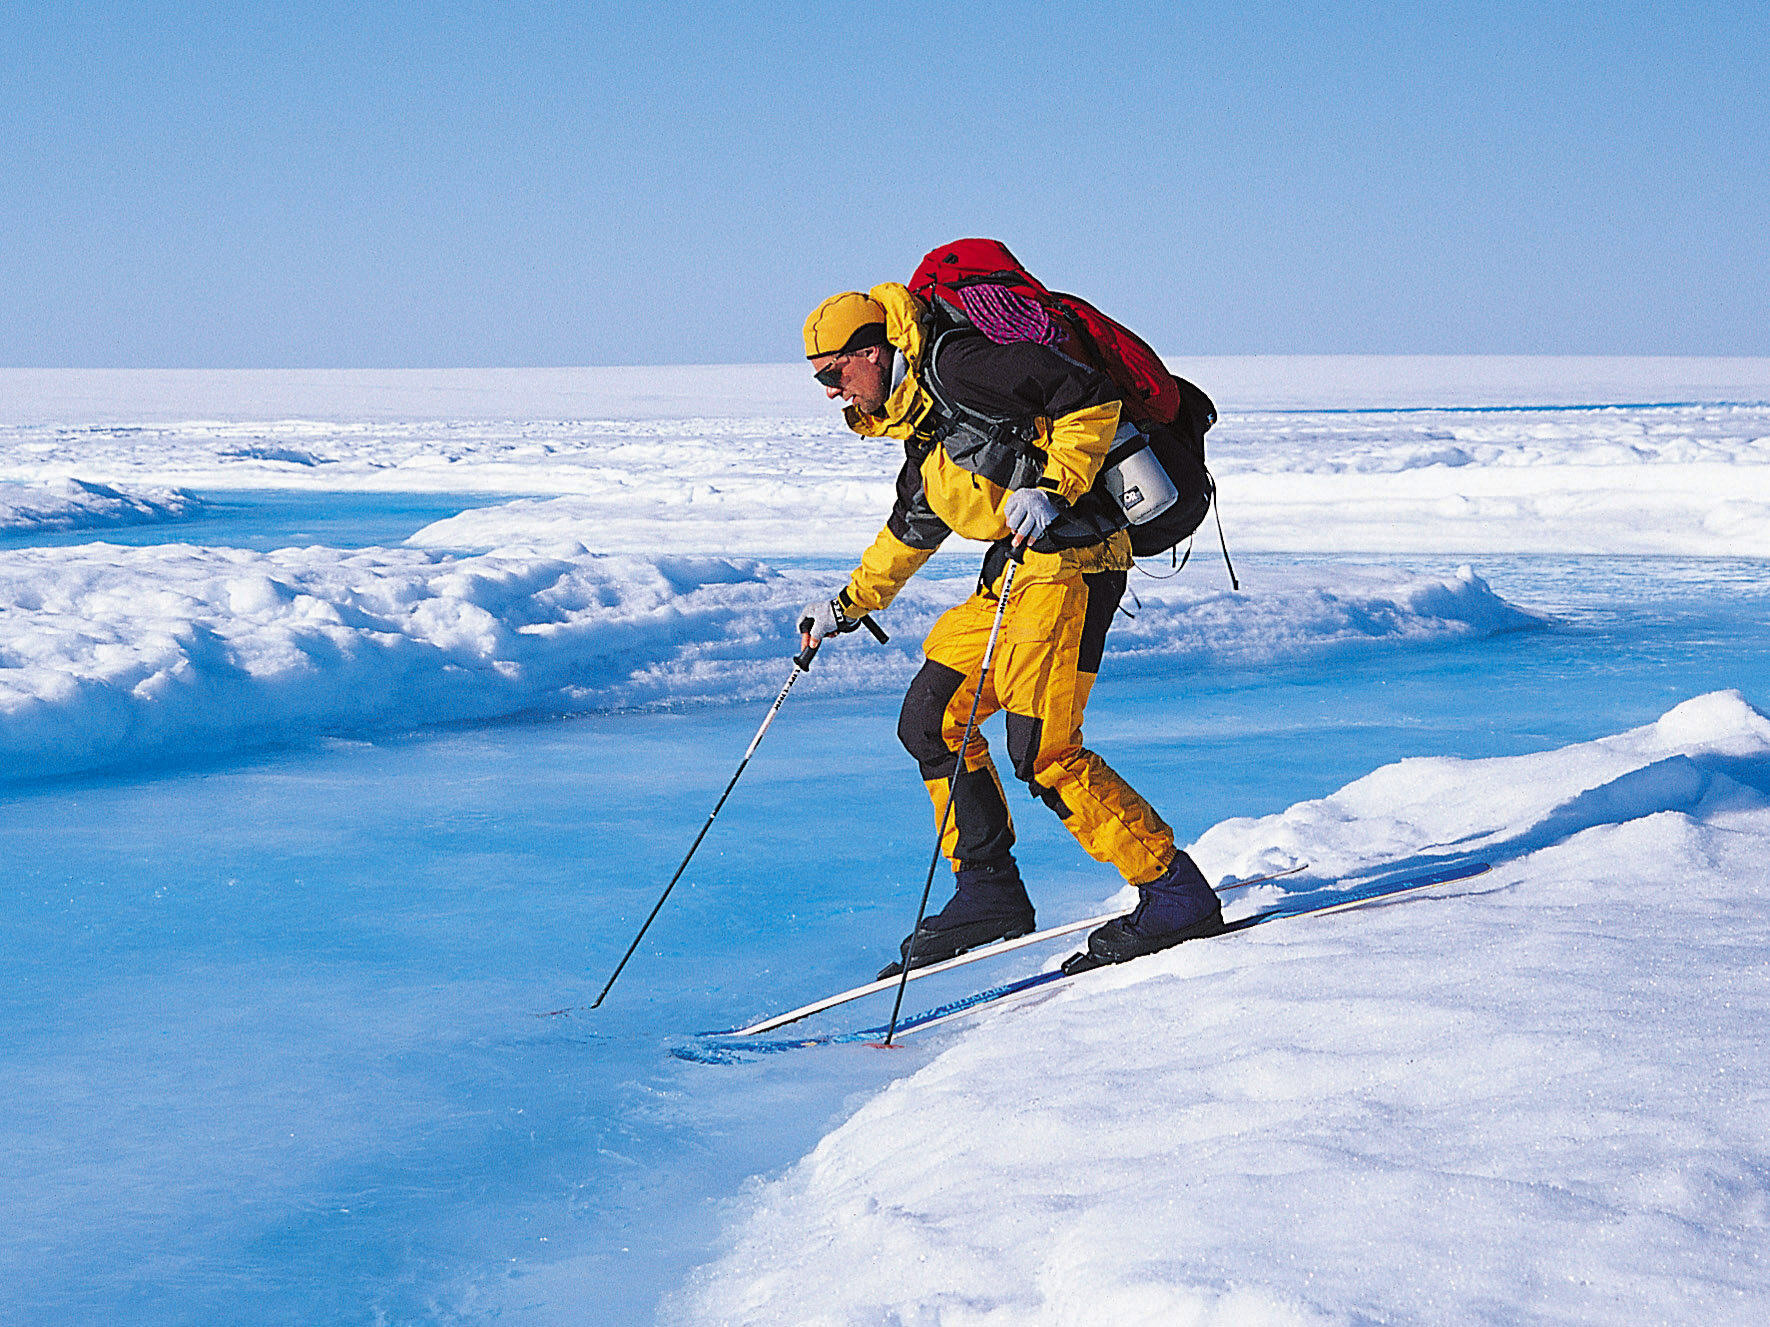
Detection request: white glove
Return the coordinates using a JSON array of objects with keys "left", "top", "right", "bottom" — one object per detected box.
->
[
  {"left": 1004, "top": 487, "right": 1060, "bottom": 544},
  {"left": 798, "top": 596, "right": 858, "bottom": 646}
]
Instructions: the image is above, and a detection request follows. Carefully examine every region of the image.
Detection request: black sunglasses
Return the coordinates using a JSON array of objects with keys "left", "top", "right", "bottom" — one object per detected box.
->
[{"left": 812, "top": 356, "right": 852, "bottom": 389}]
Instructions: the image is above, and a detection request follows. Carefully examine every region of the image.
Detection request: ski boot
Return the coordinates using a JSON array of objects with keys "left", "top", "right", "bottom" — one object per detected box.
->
[
  {"left": 1062, "top": 853, "right": 1223, "bottom": 975},
  {"left": 878, "top": 860, "right": 1036, "bottom": 979}
]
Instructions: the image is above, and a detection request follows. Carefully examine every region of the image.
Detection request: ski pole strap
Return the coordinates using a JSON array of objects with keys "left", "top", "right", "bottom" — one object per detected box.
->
[
  {"left": 976, "top": 538, "right": 1028, "bottom": 598},
  {"left": 795, "top": 613, "right": 888, "bottom": 671}
]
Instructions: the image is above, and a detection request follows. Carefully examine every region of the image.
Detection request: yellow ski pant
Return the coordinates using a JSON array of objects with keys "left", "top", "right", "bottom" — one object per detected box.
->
[{"left": 896, "top": 561, "right": 1176, "bottom": 886}]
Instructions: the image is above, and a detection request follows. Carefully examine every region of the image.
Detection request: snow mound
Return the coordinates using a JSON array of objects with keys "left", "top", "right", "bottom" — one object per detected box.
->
[
  {"left": 406, "top": 481, "right": 895, "bottom": 558},
  {"left": 674, "top": 694, "right": 1770, "bottom": 1326},
  {"left": 0, "top": 542, "right": 786, "bottom": 781},
  {"left": 1195, "top": 686, "right": 1770, "bottom": 891},
  {"left": 1106, "top": 562, "right": 1540, "bottom": 668},
  {"left": 0, "top": 546, "right": 1539, "bottom": 782},
  {"left": 0, "top": 478, "right": 201, "bottom": 533}
]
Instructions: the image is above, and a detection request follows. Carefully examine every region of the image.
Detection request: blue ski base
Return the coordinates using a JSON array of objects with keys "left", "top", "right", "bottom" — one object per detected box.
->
[{"left": 674, "top": 859, "right": 1493, "bottom": 1064}]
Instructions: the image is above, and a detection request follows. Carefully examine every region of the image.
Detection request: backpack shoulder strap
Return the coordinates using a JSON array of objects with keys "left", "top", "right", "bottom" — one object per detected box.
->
[
  {"left": 921, "top": 327, "right": 1014, "bottom": 431},
  {"left": 919, "top": 328, "right": 1047, "bottom": 491}
]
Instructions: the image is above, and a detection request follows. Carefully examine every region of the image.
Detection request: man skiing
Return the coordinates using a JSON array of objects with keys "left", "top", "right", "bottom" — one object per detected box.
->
[{"left": 798, "top": 279, "right": 1222, "bottom": 977}]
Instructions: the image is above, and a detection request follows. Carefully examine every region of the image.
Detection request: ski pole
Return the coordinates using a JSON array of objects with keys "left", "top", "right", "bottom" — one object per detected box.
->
[
  {"left": 591, "top": 615, "right": 887, "bottom": 1009},
  {"left": 881, "top": 546, "right": 1022, "bottom": 1045}
]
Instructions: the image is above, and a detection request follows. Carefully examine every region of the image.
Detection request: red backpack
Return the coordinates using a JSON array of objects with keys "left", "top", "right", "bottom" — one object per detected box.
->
[
  {"left": 908, "top": 238, "right": 1212, "bottom": 432},
  {"left": 909, "top": 239, "right": 1228, "bottom": 575}
]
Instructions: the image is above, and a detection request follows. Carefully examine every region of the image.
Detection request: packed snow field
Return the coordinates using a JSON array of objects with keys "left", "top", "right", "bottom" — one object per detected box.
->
[
  {"left": 676, "top": 691, "right": 1770, "bottom": 1324},
  {"left": 4, "top": 358, "right": 1770, "bottom": 558},
  {"left": 4, "top": 359, "right": 1769, "bottom": 1326}
]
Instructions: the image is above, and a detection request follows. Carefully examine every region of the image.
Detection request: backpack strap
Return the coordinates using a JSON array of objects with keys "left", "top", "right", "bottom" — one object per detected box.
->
[
  {"left": 919, "top": 326, "right": 1131, "bottom": 554},
  {"left": 919, "top": 327, "right": 1047, "bottom": 492}
]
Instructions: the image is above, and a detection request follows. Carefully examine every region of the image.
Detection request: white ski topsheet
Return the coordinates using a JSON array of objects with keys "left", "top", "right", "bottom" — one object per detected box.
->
[
  {"left": 721, "top": 865, "right": 1310, "bottom": 1037},
  {"left": 674, "top": 691, "right": 1770, "bottom": 1324}
]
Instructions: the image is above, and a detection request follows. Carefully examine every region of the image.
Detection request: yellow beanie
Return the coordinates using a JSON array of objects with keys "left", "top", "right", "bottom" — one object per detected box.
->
[{"left": 803, "top": 291, "right": 888, "bottom": 359}]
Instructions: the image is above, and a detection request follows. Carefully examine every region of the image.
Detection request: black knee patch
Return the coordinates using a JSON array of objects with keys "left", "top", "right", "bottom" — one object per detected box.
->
[
  {"left": 1005, "top": 712, "right": 1043, "bottom": 785},
  {"left": 899, "top": 660, "right": 966, "bottom": 779},
  {"left": 1005, "top": 712, "right": 1073, "bottom": 818}
]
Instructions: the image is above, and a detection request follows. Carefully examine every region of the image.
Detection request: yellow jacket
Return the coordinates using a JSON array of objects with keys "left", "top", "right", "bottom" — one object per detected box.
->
[{"left": 839, "top": 283, "right": 1132, "bottom": 619}]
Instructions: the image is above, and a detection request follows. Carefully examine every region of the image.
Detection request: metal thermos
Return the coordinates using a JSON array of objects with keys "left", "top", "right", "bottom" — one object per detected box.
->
[{"left": 1101, "top": 436, "right": 1178, "bottom": 525}]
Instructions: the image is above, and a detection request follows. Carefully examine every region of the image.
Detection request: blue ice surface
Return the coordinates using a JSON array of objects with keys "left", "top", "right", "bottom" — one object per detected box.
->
[
  {"left": 0, "top": 488, "right": 514, "bottom": 551},
  {"left": 4, "top": 496, "right": 1770, "bottom": 1325}
]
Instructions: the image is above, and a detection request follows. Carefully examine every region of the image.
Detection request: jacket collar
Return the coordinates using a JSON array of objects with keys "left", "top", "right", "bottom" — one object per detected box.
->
[{"left": 843, "top": 283, "right": 933, "bottom": 436}]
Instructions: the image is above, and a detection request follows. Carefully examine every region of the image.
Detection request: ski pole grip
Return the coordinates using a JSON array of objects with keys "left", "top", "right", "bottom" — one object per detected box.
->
[
  {"left": 795, "top": 639, "right": 820, "bottom": 671},
  {"left": 860, "top": 615, "right": 889, "bottom": 645}
]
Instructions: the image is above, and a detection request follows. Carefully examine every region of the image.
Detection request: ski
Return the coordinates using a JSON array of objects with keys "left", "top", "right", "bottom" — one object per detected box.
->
[
  {"left": 675, "top": 859, "right": 1491, "bottom": 1063},
  {"left": 711, "top": 862, "right": 1309, "bottom": 1038}
]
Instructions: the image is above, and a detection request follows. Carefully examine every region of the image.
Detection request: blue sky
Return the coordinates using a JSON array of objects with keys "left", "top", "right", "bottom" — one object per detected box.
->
[{"left": 3, "top": 1, "right": 1765, "bottom": 366}]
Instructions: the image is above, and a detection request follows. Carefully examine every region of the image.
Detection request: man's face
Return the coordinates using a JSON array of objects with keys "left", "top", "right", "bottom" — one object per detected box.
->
[{"left": 810, "top": 344, "right": 891, "bottom": 415}]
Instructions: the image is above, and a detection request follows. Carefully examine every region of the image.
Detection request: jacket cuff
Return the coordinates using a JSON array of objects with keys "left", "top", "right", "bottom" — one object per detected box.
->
[{"left": 1038, "top": 467, "right": 1086, "bottom": 505}]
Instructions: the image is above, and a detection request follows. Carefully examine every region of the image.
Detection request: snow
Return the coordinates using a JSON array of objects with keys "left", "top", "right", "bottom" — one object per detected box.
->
[
  {"left": 3, "top": 360, "right": 1769, "bottom": 556},
  {"left": 387, "top": 399, "right": 1770, "bottom": 557},
  {"left": 0, "top": 477, "right": 200, "bottom": 533},
  {"left": 672, "top": 692, "right": 1770, "bottom": 1326},
  {"left": 0, "top": 545, "right": 1536, "bottom": 782},
  {"left": 4, "top": 357, "right": 1770, "bottom": 1324},
  {"left": 4, "top": 358, "right": 1767, "bottom": 428}
]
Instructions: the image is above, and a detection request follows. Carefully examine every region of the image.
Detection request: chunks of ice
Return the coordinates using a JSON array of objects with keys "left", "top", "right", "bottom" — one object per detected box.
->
[
  {"left": 0, "top": 543, "right": 1541, "bottom": 782},
  {"left": 0, "top": 477, "right": 201, "bottom": 533}
]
